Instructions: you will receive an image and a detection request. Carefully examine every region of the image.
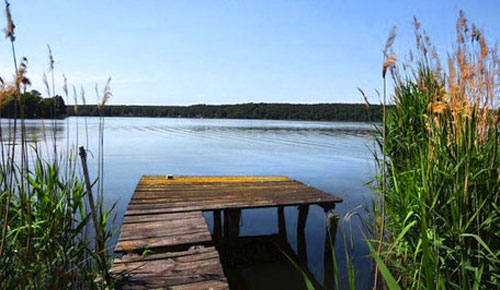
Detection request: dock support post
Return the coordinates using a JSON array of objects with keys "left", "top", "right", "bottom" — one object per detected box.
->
[
  {"left": 297, "top": 205, "right": 309, "bottom": 264},
  {"left": 224, "top": 209, "right": 241, "bottom": 238},
  {"left": 278, "top": 206, "right": 287, "bottom": 240},
  {"left": 324, "top": 213, "right": 339, "bottom": 290},
  {"left": 213, "top": 210, "right": 222, "bottom": 240}
]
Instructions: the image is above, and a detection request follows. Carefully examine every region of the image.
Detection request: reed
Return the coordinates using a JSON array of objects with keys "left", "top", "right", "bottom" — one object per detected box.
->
[
  {"left": 0, "top": 2, "right": 115, "bottom": 288},
  {"left": 374, "top": 11, "right": 500, "bottom": 289}
]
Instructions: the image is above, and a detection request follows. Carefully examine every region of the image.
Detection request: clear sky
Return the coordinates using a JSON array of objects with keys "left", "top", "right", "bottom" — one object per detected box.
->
[{"left": 1, "top": 0, "right": 499, "bottom": 105}]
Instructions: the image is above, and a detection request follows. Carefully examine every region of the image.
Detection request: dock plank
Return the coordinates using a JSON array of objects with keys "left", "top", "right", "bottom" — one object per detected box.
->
[
  {"left": 115, "top": 211, "right": 212, "bottom": 253},
  {"left": 113, "top": 246, "right": 228, "bottom": 290}
]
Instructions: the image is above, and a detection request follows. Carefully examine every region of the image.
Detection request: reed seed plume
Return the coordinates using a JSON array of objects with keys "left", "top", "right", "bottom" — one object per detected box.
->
[
  {"left": 384, "top": 26, "right": 396, "bottom": 57},
  {"left": 80, "top": 86, "right": 86, "bottom": 105},
  {"left": 47, "top": 45, "right": 54, "bottom": 71},
  {"left": 479, "top": 34, "right": 488, "bottom": 59},
  {"left": 3, "top": 0, "right": 14, "bottom": 41},
  {"left": 358, "top": 87, "right": 371, "bottom": 107},
  {"left": 62, "top": 74, "right": 68, "bottom": 97},
  {"left": 97, "top": 77, "right": 112, "bottom": 110},
  {"left": 382, "top": 54, "right": 397, "bottom": 78},
  {"left": 72, "top": 85, "right": 78, "bottom": 113},
  {"left": 42, "top": 72, "right": 50, "bottom": 97},
  {"left": 15, "top": 57, "right": 30, "bottom": 99}
]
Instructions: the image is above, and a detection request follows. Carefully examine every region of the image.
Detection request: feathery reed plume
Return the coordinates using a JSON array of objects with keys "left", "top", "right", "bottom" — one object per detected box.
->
[
  {"left": 3, "top": 0, "right": 14, "bottom": 41},
  {"left": 97, "top": 77, "right": 112, "bottom": 110},
  {"left": 47, "top": 45, "right": 54, "bottom": 71},
  {"left": 384, "top": 26, "right": 396, "bottom": 57},
  {"left": 80, "top": 86, "right": 86, "bottom": 105},
  {"left": 382, "top": 55, "right": 397, "bottom": 78},
  {"left": 42, "top": 73, "right": 50, "bottom": 97},
  {"left": 479, "top": 34, "right": 488, "bottom": 60},
  {"left": 358, "top": 87, "right": 371, "bottom": 108},
  {"left": 62, "top": 74, "right": 68, "bottom": 97},
  {"left": 15, "top": 57, "right": 30, "bottom": 99},
  {"left": 72, "top": 86, "right": 78, "bottom": 114}
]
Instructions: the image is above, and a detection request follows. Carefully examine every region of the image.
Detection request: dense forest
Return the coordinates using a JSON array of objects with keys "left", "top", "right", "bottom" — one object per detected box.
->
[
  {"left": 1, "top": 90, "right": 66, "bottom": 119},
  {"left": 70, "top": 103, "right": 384, "bottom": 122},
  {"left": 2, "top": 90, "right": 385, "bottom": 121}
]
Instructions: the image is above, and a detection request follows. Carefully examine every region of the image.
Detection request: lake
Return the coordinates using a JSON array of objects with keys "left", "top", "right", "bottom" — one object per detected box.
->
[{"left": 9, "top": 117, "right": 378, "bottom": 289}]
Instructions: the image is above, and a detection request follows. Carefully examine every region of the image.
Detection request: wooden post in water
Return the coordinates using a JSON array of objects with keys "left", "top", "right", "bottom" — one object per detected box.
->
[
  {"left": 324, "top": 213, "right": 339, "bottom": 290},
  {"left": 231, "top": 209, "right": 241, "bottom": 237},
  {"left": 278, "top": 205, "right": 287, "bottom": 240},
  {"left": 224, "top": 209, "right": 241, "bottom": 238},
  {"left": 297, "top": 205, "right": 309, "bottom": 264},
  {"left": 213, "top": 210, "right": 222, "bottom": 240},
  {"left": 78, "top": 146, "right": 110, "bottom": 285}
]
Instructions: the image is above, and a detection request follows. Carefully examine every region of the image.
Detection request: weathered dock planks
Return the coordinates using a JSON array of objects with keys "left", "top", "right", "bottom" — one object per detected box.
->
[
  {"left": 111, "top": 176, "right": 342, "bottom": 289},
  {"left": 115, "top": 211, "right": 212, "bottom": 253},
  {"left": 112, "top": 246, "right": 228, "bottom": 290},
  {"left": 125, "top": 176, "right": 341, "bottom": 216}
]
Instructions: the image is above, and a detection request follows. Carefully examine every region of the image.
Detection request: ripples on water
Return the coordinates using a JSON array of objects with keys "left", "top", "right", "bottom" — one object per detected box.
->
[{"left": 1, "top": 117, "right": 379, "bottom": 289}]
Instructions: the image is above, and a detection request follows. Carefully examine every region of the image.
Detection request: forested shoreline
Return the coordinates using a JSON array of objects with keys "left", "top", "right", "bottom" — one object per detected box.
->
[
  {"left": 1, "top": 90, "right": 386, "bottom": 121},
  {"left": 70, "top": 103, "right": 384, "bottom": 122}
]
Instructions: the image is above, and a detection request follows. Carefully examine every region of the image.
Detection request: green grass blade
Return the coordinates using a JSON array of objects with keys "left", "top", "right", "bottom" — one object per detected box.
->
[
  {"left": 279, "top": 246, "right": 316, "bottom": 290},
  {"left": 365, "top": 239, "right": 401, "bottom": 290}
]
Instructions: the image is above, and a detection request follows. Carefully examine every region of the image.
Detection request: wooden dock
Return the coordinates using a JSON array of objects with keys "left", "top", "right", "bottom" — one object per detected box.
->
[{"left": 111, "top": 176, "right": 341, "bottom": 289}]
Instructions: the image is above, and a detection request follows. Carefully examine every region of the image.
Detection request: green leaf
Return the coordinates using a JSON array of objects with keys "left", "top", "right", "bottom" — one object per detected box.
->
[
  {"left": 279, "top": 246, "right": 315, "bottom": 290},
  {"left": 366, "top": 240, "right": 401, "bottom": 290}
]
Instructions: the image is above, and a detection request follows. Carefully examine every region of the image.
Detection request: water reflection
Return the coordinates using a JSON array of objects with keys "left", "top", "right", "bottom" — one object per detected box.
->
[
  {"left": 0, "top": 119, "right": 66, "bottom": 143},
  {"left": 207, "top": 205, "right": 339, "bottom": 290}
]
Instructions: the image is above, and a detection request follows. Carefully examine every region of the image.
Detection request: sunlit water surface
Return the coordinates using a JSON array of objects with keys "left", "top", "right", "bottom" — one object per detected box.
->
[{"left": 5, "top": 117, "right": 379, "bottom": 289}]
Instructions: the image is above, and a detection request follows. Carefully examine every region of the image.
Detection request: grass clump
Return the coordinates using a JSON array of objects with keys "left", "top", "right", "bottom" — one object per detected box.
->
[
  {"left": 374, "top": 12, "right": 500, "bottom": 289},
  {"left": 0, "top": 1, "right": 115, "bottom": 288}
]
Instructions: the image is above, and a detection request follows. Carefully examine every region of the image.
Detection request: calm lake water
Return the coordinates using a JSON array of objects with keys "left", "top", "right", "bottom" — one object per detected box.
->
[{"left": 9, "top": 117, "right": 378, "bottom": 289}]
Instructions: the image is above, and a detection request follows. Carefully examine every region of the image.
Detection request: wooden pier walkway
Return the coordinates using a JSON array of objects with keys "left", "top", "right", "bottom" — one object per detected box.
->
[{"left": 111, "top": 176, "right": 341, "bottom": 289}]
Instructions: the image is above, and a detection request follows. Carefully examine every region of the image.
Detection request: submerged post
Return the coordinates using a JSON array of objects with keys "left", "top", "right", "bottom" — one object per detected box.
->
[
  {"left": 278, "top": 205, "right": 287, "bottom": 240},
  {"left": 213, "top": 210, "right": 222, "bottom": 239},
  {"left": 223, "top": 209, "right": 241, "bottom": 238},
  {"left": 78, "top": 146, "right": 110, "bottom": 285},
  {"left": 79, "top": 146, "right": 102, "bottom": 246},
  {"left": 297, "top": 205, "right": 309, "bottom": 264},
  {"left": 324, "top": 213, "right": 339, "bottom": 290}
]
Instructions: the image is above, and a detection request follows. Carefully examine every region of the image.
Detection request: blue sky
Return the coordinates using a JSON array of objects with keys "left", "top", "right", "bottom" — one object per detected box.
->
[{"left": 1, "top": 0, "right": 499, "bottom": 105}]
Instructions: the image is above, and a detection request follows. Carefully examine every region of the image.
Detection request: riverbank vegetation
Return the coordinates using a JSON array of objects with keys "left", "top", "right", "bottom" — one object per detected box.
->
[
  {"left": 0, "top": 2, "right": 114, "bottom": 288},
  {"left": 373, "top": 12, "right": 499, "bottom": 289}
]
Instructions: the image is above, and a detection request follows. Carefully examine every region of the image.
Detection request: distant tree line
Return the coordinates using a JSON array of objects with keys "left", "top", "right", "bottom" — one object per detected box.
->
[
  {"left": 70, "top": 103, "right": 384, "bottom": 122},
  {"left": 1, "top": 91, "right": 386, "bottom": 122},
  {"left": 1, "top": 90, "right": 66, "bottom": 119}
]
